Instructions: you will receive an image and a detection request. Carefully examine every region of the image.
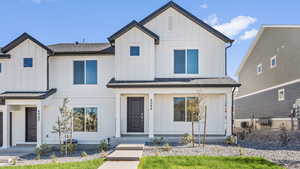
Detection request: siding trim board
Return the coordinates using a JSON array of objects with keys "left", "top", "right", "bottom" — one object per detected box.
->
[{"left": 236, "top": 78, "right": 300, "bottom": 99}]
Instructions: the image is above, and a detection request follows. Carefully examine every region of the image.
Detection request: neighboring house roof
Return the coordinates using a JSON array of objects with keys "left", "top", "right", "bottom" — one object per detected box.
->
[
  {"left": 139, "top": 1, "right": 233, "bottom": 43},
  {"left": 1, "top": 32, "right": 53, "bottom": 54},
  {"left": 108, "top": 20, "right": 160, "bottom": 44},
  {"left": 235, "top": 25, "right": 300, "bottom": 76},
  {"left": 0, "top": 88, "right": 57, "bottom": 100},
  {"left": 107, "top": 77, "right": 240, "bottom": 88},
  {"left": 48, "top": 43, "right": 115, "bottom": 55}
]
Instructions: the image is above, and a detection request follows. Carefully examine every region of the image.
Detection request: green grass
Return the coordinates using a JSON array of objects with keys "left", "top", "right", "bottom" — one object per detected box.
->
[
  {"left": 138, "top": 156, "right": 283, "bottom": 169},
  {"left": 0, "top": 158, "right": 104, "bottom": 169}
]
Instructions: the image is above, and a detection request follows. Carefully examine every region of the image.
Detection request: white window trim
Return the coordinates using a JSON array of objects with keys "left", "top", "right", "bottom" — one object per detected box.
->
[
  {"left": 72, "top": 106, "right": 99, "bottom": 133},
  {"left": 174, "top": 49, "right": 199, "bottom": 75},
  {"left": 173, "top": 96, "right": 199, "bottom": 122},
  {"left": 22, "top": 57, "right": 34, "bottom": 69},
  {"left": 270, "top": 55, "right": 277, "bottom": 69},
  {"left": 257, "top": 63, "right": 263, "bottom": 75},
  {"left": 73, "top": 60, "right": 98, "bottom": 85},
  {"left": 278, "top": 88, "right": 285, "bottom": 101}
]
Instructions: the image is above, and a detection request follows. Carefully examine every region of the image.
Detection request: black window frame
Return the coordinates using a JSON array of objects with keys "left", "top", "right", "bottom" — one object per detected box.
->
[
  {"left": 23, "top": 58, "right": 33, "bottom": 68},
  {"left": 130, "top": 46, "right": 140, "bottom": 56}
]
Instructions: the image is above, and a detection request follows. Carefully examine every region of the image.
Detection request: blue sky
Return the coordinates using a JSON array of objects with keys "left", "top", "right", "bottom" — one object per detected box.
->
[{"left": 1, "top": 0, "right": 299, "bottom": 77}]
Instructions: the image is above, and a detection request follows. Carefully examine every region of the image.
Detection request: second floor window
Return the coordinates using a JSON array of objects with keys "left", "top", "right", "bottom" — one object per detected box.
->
[
  {"left": 23, "top": 58, "right": 33, "bottom": 67},
  {"left": 270, "top": 56, "right": 277, "bottom": 68},
  {"left": 257, "top": 63, "right": 262, "bottom": 75},
  {"left": 0, "top": 63, "right": 2, "bottom": 73},
  {"left": 174, "top": 49, "right": 199, "bottom": 74},
  {"left": 73, "top": 60, "right": 97, "bottom": 85},
  {"left": 130, "top": 46, "right": 140, "bottom": 56}
]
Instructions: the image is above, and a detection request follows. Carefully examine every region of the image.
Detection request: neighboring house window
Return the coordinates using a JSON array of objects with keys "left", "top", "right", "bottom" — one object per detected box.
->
[
  {"left": 73, "top": 107, "right": 98, "bottom": 132},
  {"left": 0, "top": 63, "right": 2, "bottom": 73},
  {"left": 73, "top": 60, "right": 97, "bottom": 85},
  {"left": 257, "top": 63, "right": 262, "bottom": 75},
  {"left": 270, "top": 56, "right": 277, "bottom": 68},
  {"left": 23, "top": 58, "right": 33, "bottom": 67},
  {"left": 174, "top": 97, "right": 199, "bottom": 122},
  {"left": 130, "top": 46, "right": 140, "bottom": 56},
  {"left": 174, "top": 49, "right": 199, "bottom": 74},
  {"left": 278, "top": 88, "right": 285, "bottom": 101}
]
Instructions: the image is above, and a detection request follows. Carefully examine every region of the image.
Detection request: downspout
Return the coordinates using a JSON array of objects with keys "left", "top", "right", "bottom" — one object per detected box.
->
[
  {"left": 231, "top": 87, "right": 237, "bottom": 135},
  {"left": 225, "top": 42, "right": 233, "bottom": 76},
  {"left": 47, "top": 55, "right": 49, "bottom": 90}
]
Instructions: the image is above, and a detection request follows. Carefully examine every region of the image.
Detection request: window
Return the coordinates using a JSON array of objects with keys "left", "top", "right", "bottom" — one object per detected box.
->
[
  {"left": 73, "top": 60, "right": 97, "bottom": 85},
  {"left": 73, "top": 107, "right": 98, "bottom": 132},
  {"left": 270, "top": 56, "right": 277, "bottom": 68},
  {"left": 257, "top": 64, "right": 262, "bottom": 75},
  {"left": 23, "top": 58, "right": 33, "bottom": 67},
  {"left": 130, "top": 46, "right": 140, "bottom": 56},
  {"left": 0, "top": 63, "right": 2, "bottom": 73},
  {"left": 278, "top": 88, "right": 285, "bottom": 101},
  {"left": 174, "top": 97, "right": 199, "bottom": 122},
  {"left": 174, "top": 49, "right": 199, "bottom": 74}
]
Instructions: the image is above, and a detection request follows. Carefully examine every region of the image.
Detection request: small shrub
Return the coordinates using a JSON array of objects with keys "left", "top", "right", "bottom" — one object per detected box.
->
[
  {"left": 225, "top": 136, "right": 237, "bottom": 145},
  {"left": 35, "top": 154, "right": 41, "bottom": 160},
  {"left": 98, "top": 140, "right": 109, "bottom": 152},
  {"left": 60, "top": 143, "right": 76, "bottom": 155},
  {"left": 152, "top": 137, "right": 165, "bottom": 146},
  {"left": 50, "top": 153, "right": 57, "bottom": 163},
  {"left": 238, "top": 147, "right": 244, "bottom": 156},
  {"left": 9, "top": 158, "right": 17, "bottom": 165},
  {"left": 161, "top": 143, "right": 172, "bottom": 152},
  {"left": 80, "top": 151, "right": 88, "bottom": 158},
  {"left": 279, "top": 124, "right": 289, "bottom": 146},
  {"left": 181, "top": 133, "right": 193, "bottom": 145}
]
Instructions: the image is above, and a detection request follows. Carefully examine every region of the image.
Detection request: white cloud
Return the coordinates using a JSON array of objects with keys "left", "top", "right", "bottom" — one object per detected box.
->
[
  {"left": 205, "top": 14, "right": 219, "bottom": 26},
  {"left": 213, "top": 16, "right": 257, "bottom": 38},
  {"left": 240, "top": 29, "right": 258, "bottom": 40},
  {"left": 200, "top": 3, "right": 208, "bottom": 9}
]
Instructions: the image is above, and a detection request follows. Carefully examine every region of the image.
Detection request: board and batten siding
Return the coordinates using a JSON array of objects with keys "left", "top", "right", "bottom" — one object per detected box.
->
[
  {"left": 0, "top": 39, "right": 48, "bottom": 92},
  {"left": 154, "top": 94, "right": 226, "bottom": 135},
  {"left": 144, "top": 8, "right": 226, "bottom": 78},
  {"left": 114, "top": 27, "right": 155, "bottom": 81}
]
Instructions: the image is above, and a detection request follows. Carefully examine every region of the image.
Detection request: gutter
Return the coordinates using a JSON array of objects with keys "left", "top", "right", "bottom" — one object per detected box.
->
[{"left": 225, "top": 42, "right": 233, "bottom": 76}]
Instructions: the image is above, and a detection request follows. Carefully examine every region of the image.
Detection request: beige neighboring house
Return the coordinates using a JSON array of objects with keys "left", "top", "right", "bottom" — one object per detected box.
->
[
  {"left": 0, "top": 1, "right": 239, "bottom": 148},
  {"left": 235, "top": 25, "right": 300, "bottom": 130}
]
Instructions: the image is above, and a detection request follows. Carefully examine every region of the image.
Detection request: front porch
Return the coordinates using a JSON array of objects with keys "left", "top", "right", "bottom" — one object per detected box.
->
[
  {"left": 0, "top": 100, "right": 44, "bottom": 149},
  {"left": 114, "top": 87, "right": 233, "bottom": 140}
]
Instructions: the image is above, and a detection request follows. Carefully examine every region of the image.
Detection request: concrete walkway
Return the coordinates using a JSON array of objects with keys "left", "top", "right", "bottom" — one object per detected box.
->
[{"left": 98, "top": 144, "right": 144, "bottom": 169}]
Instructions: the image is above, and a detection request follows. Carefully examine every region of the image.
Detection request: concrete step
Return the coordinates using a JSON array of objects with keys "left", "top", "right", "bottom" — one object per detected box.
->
[
  {"left": 116, "top": 144, "right": 144, "bottom": 150},
  {"left": 106, "top": 150, "right": 143, "bottom": 161},
  {"left": 0, "top": 156, "right": 18, "bottom": 163}
]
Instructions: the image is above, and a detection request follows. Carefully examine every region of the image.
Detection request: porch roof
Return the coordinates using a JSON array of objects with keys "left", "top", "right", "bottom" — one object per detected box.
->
[
  {"left": 0, "top": 88, "right": 57, "bottom": 100},
  {"left": 106, "top": 77, "right": 241, "bottom": 88}
]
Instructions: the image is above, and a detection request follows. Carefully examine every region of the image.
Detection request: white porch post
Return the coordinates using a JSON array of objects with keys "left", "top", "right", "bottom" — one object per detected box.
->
[
  {"left": 36, "top": 102, "right": 43, "bottom": 146},
  {"left": 2, "top": 105, "right": 9, "bottom": 148},
  {"left": 226, "top": 92, "right": 232, "bottom": 136},
  {"left": 115, "top": 93, "right": 121, "bottom": 138},
  {"left": 148, "top": 93, "right": 154, "bottom": 138}
]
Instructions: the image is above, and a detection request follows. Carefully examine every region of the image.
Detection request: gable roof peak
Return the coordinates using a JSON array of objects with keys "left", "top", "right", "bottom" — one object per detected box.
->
[{"left": 1, "top": 32, "right": 53, "bottom": 54}]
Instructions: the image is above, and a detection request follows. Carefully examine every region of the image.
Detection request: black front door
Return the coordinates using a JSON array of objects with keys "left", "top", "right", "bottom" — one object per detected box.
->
[
  {"left": 25, "top": 107, "right": 37, "bottom": 142},
  {"left": 127, "top": 97, "right": 144, "bottom": 132},
  {"left": 0, "top": 112, "right": 3, "bottom": 147}
]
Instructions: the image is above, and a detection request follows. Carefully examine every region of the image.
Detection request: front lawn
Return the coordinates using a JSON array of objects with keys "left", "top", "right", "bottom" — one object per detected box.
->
[
  {"left": 138, "top": 156, "right": 283, "bottom": 169},
  {"left": 0, "top": 158, "right": 104, "bottom": 169}
]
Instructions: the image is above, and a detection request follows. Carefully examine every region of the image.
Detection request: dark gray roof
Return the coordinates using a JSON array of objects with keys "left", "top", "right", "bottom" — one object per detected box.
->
[
  {"left": 139, "top": 1, "right": 233, "bottom": 43},
  {"left": 0, "top": 48, "right": 11, "bottom": 59},
  {"left": 108, "top": 20, "right": 160, "bottom": 44},
  {"left": 48, "top": 43, "right": 114, "bottom": 55},
  {"left": 107, "top": 77, "right": 240, "bottom": 88},
  {"left": 1, "top": 33, "right": 53, "bottom": 54},
  {"left": 0, "top": 88, "right": 57, "bottom": 100}
]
